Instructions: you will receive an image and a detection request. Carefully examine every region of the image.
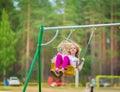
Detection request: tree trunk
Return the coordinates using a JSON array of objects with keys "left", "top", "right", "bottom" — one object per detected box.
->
[
  {"left": 3, "top": 69, "right": 6, "bottom": 83},
  {"left": 25, "top": 0, "right": 31, "bottom": 77},
  {"left": 21, "top": 26, "right": 26, "bottom": 78},
  {"left": 101, "top": 28, "right": 106, "bottom": 74},
  {"left": 90, "top": 10, "right": 96, "bottom": 76},
  {"left": 110, "top": 0, "right": 114, "bottom": 75}
]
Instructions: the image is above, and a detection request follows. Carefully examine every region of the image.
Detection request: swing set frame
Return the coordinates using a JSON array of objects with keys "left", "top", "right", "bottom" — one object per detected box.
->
[{"left": 22, "top": 23, "right": 120, "bottom": 92}]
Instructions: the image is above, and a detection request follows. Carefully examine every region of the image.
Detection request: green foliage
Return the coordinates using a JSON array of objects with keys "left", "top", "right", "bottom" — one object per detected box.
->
[
  {"left": 0, "top": 0, "right": 120, "bottom": 81},
  {"left": 0, "top": 9, "right": 17, "bottom": 73}
]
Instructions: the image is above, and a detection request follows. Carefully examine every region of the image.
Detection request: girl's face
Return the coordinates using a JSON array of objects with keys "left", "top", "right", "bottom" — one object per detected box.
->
[{"left": 69, "top": 44, "right": 77, "bottom": 55}]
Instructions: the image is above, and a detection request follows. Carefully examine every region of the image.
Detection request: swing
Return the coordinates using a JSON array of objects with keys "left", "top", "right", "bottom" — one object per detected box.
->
[
  {"left": 50, "top": 28, "right": 94, "bottom": 76},
  {"left": 51, "top": 62, "right": 75, "bottom": 76},
  {"left": 22, "top": 24, "right": 120, "bottom": 92},
  {"left": 51, "top": 29, "right": 77, "bottom": 76}
]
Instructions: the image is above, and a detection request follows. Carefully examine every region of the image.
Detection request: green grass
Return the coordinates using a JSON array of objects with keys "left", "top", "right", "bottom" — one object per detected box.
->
[
  {"left": 96, "top": 87, "right": 120, "bottom": 90},
  {"left": 0, "top": 86, "right": 13, "bottom": 91},
  {"left": 0, "top": 82, "right": 120, "bottom": 91}
]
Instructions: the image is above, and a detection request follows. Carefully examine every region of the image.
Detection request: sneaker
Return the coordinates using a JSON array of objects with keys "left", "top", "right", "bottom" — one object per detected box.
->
[
  {"left": 50, "top": 70, "right": 59, "bottom": 78},
  {"left": 58, "top": 70, "right": 64, "bottom": 78}
]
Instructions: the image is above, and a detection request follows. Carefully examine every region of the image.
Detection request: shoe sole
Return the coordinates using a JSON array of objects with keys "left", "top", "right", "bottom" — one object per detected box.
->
[
  {"left": 50, "top": 70, "right": 59, "bottom": 78},
  {"left": 58, "top": 71, "right": 63, "bottom": 78}
]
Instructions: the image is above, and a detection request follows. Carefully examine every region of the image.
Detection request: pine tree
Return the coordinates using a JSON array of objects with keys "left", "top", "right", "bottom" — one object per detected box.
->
[{"left": 0, "top": 9, "right": 17, "bottom": 81}]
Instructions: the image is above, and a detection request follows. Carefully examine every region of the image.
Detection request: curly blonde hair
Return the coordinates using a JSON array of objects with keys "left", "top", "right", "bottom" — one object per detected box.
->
[
  {"left": 57, "top": 40, "right": 71, "bottom": 55},
  {"left": 57, "top": 40, "right": 81, "bottom": 57}
]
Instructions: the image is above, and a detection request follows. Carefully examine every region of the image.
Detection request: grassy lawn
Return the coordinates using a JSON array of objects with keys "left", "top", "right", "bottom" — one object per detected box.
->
[
  {"left": 0, "top": 85, "right": 120, "bottom": 92},
  {"left": 0, "top": 86, "right": 21, "bottom": 91}
]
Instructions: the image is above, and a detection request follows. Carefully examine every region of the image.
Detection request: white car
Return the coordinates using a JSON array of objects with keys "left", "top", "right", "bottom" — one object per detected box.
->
[
  {"left": 9, "top": 77, "right": 20, "bottom": 86},
  {"left": 99, "top": 79, "right": 110, "bottom": 87}
]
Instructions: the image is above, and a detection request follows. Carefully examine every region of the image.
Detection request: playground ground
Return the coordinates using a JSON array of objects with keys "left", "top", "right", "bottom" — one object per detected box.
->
[{"left": 0, "top": 86, "right": 120, "bottom": 92}]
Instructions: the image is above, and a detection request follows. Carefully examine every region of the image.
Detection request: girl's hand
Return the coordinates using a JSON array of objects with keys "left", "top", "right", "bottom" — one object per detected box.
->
[
  {"left": 81, "top": 57, "right": 85, "bottom": 62},
  {"left": 77, "top": 57, "right": 85, "bottom": 71}
]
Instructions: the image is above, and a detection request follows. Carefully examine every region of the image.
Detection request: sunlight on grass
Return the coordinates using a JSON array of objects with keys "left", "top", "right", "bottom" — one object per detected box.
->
[
  {"left": 0, "top": 86, "right": 21, "bottom": 91},
  {"left": 0, "top": 84, "right": 120, "bottom": 92}
]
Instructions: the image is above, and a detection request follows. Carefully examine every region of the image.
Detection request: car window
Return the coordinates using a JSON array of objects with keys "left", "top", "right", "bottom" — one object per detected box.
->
[{"left": 10, "top": 77, "right": 18, "bottom": 80}]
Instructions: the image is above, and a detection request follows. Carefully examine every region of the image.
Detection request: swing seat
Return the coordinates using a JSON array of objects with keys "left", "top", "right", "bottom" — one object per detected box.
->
[{"left": 51, "top": 62, "right": 75, "bottom": 76}]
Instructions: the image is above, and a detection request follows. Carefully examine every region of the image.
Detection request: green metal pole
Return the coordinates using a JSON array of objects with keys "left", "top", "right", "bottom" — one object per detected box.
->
[
  {"left": 37, "top": 25, "right": 44, "bottom": 92},
  {"left": 22, "top": 49, "right": 39, "bottom": 92},
  {"left": 38, "top": 49, "right": 41, "bottom": 92},
  {"left": 22, "top": 25, "right": 44, "bottom": 92}
]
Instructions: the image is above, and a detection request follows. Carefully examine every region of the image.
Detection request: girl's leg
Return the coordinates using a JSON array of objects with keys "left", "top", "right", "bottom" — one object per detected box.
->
[
  {"left": 51, "top": 54, "right": 63, "bottom": 78},
  {"left": 55, "top": 56, "right": 70, "bottom": 78},
  {"left": 62, "top": 56, "right": 70, "bottom": 69},
  {"left": 56, "top": 54, "right": 63, "bottom": 69}
]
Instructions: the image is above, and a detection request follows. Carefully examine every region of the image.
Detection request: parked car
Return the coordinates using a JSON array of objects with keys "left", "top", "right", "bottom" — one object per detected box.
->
[
  {"left": 8, "top": 77, "right": 20, "bottom": 86},
  {"left": 99, "top": 79, "right": 110, "bottom": 87}
]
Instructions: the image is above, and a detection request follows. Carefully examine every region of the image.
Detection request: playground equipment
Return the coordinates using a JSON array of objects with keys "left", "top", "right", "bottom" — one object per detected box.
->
[
  {"left": 96, "top": 75, "right": 120, "bottom": 88},
  {"left": 22, "top": 23, "right": 120, "bottom": 92},
  {"left": 51, "top": 29, "right": 94, "bottom": 76},
  {"left": 51, "top": 61, "right": 76, "bottom": 76}
]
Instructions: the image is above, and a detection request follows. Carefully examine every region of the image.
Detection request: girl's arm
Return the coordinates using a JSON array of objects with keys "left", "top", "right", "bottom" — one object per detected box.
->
[
  {"left": 76, "top": 58, "right": 79, "bottom": 67},
  {"left": 77, "top": 57, "right": 85, "bottom": 71}
]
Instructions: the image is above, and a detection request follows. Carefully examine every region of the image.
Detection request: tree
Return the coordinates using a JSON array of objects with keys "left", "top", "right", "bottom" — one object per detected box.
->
[{"left": 0, "top": 9, "right": 17, "bottom": 81}]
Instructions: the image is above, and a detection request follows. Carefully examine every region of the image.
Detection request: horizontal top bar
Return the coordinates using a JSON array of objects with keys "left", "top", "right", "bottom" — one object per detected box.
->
[{"left": 44, "top": 23, "right": 120, "bottom": 30}]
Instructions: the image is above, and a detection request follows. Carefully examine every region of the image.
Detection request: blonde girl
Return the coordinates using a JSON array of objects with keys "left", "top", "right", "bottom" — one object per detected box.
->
[{"left": 51, "top": 40, "right": 85, "bottom": 78}]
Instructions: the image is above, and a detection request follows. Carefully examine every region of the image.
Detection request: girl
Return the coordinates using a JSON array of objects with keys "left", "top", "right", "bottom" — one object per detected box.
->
[{"left": 51, "top": 40, "right": 85, "bottom": 78}]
